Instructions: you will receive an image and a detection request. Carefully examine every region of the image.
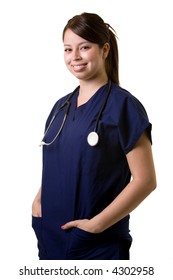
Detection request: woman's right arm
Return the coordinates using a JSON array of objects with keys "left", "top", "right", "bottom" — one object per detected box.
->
[{"left": 32, "top": 187, "right": 42, "bottom": 217}]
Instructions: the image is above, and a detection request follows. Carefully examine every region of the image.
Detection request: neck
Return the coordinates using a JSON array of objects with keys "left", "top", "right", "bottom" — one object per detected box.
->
[
  {"left": 77, "top": 79, "right": 107, "bottom": 107},
  {"left": 78, "top": 77, "right": 108, "bottom": 100}
]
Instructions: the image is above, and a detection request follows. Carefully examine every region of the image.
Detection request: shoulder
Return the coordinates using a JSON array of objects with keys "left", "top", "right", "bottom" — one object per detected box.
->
[
  {"left": 110, "top": 82, "right": 148, "bottom": 117},
  {"left": 44, "top": 88, "right": 77, "bottom": 127},
  {"left": 51, "top": 84, "right": 79, "bottom": 112},
  {"left": 110, "top": 82, "right": 138, "bottom": 103},
  {"left": 52, "top": 93, "right": 70, "bottom": 111}
]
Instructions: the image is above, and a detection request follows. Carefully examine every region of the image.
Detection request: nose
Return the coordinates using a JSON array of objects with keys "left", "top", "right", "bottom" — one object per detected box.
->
[{"left": 72, "top": 49, "right": 81, "bottom": 61}]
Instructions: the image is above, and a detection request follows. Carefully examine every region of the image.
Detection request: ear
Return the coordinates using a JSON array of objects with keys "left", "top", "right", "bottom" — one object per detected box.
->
[{"left": 102, "top": 43, "right": 110, "bottom": 59}]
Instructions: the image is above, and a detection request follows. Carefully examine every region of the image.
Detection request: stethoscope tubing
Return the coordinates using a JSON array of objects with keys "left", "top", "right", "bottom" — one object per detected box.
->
[
  {"left": 40, "top": 101, "right": 71, "bottom": 146},
  {"left": 40, "top": 81, "right": 111, "bottom": 147},
  {"left": 93, "top": 80, "right": 111, "bottom": 132}
]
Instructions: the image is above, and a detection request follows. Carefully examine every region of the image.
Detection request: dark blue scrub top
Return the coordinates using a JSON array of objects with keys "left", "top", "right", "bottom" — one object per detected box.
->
[{"left": 33, "top": 82, "right": 151, "bottom": 260}]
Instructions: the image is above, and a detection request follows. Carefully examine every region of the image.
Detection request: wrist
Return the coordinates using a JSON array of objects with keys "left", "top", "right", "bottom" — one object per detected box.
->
[{"left": 89, "top": 215, "right": 106, "bottom": 233}]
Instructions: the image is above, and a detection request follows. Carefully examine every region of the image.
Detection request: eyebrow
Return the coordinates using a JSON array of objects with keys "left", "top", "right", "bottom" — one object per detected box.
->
[{"left": 63, "top": 41, "right": 90, "bottom": 47}]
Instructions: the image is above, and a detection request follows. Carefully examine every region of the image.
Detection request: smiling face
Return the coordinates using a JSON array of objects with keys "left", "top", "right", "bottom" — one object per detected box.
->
[{"left": 63, "top": 29, "right": 109, "bottom": 82}]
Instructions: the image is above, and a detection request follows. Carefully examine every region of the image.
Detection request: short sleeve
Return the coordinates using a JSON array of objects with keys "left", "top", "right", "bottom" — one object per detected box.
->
[{"left": 118, "top": 95, "right": 152, "bottom": 154}]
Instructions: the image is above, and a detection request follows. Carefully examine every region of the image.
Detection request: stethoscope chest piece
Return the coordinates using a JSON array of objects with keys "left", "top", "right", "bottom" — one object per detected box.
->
[
  {"left": 40, "top": 81, "right": 111, "bottom": 147},
  {"left": 87, "top": 132, "right": 99, "bottom": 146}
]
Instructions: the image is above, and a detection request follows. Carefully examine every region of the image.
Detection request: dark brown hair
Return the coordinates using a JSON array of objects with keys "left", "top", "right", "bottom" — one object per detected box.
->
[{"left": 62, "top": 12, "right": 119, "bottom": 85}]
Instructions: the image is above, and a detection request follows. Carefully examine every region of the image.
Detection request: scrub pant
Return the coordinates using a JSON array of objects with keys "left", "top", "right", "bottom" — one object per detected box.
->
[{"left": 32, "top": 216, "right": 132, "bottom": 260}]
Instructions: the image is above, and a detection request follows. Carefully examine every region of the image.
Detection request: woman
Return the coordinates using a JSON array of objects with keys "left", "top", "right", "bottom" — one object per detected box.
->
[{"left": 32, "top": 12, "right": 156, "bottom": 260}]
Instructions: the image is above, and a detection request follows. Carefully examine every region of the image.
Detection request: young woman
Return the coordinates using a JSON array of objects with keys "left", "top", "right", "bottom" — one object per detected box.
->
[{"left": 32, "top": 12, "right": 156, "bottom": 260}]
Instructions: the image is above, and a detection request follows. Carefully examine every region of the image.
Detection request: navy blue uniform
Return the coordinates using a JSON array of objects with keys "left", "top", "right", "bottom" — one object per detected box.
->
[{"left": 32, "top": 82, "right": 151, "bottom": 260}]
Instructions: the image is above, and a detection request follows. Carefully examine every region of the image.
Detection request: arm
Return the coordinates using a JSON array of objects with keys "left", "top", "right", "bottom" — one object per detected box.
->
[
  {"left": 32, "top": 187, "right": 42, "bottom": 217},
  {"left": 61, "top": 132, "right": 157, "bottom": 233}
]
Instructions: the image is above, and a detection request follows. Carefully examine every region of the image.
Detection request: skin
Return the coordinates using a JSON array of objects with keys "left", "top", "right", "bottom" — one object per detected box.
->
[
  {"left": 63, "top": 29, "right": 110, "bottom": 106},
  {"left": 32, "top": 29, "right": 156, "bottom": 234}
]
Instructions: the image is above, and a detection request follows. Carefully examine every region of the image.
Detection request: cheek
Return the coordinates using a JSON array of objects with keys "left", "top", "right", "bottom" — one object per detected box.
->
[
  {"left": 89, "top": 51, "right": 103, "bottom": 65},
  {"left": 64, "top": 54, "right": 70, "bottom": 66}
]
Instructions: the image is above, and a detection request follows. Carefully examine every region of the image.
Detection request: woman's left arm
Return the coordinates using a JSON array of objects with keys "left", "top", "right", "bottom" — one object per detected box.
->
[{"left": 61, "top": 132, "right": 157, "bottom": 233}]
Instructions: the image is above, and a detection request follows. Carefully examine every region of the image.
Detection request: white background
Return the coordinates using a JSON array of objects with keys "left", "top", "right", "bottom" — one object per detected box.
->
[{"left": 0, "top": 0, "right": 172, "bottom": 278}]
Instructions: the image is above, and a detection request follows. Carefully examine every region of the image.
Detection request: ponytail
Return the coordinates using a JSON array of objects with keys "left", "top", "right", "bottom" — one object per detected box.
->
[{"left": 105, "top": 24, "right": 119, "bottom": 85}]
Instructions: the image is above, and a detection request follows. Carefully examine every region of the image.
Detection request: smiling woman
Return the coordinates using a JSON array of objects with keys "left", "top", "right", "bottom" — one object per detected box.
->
[
  {"left": 63, "top": 29, "right": 109, "bottom": 87},
  {"left": 32, "top": 12, "right": 156, "bottom": 260}
]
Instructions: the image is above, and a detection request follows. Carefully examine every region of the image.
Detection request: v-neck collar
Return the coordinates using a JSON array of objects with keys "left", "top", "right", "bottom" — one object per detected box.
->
[
  {"left": 75, "top": 83, "right": 109, "bottom": 110},
  {"left": 69, "top": 83, "right": 109, "bottom": 122}
]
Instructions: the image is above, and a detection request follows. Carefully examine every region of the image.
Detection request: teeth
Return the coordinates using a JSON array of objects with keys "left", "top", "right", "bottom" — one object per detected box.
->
[{"left": 73, "top": 65, "right": 85, "bottom": 71}]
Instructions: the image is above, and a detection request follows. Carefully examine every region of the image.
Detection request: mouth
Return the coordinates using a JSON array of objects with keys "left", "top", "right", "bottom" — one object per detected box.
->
[{"left": 72, "top": 63, "right": 87, "bottom": 72}]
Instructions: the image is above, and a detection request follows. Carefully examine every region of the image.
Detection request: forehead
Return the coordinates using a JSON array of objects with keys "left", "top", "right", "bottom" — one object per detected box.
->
[{"left": 63, "top": 29, "right": 89, "bottom": 45}]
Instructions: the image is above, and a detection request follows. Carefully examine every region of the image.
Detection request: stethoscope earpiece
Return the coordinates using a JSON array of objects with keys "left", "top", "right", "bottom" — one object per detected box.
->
[{"left": 87, "top": 132, "right": 99, "bottom": 146}]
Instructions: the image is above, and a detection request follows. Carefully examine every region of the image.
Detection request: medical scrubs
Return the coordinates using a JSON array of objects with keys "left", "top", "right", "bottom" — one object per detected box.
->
[{"left": 32, "top": 82, "right": 151, "bottom": 260}]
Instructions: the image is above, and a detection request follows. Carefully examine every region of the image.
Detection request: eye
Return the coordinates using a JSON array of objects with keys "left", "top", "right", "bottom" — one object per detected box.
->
[
  {"left": 81, "top": 45, "right": 90, "bottom": 50},
  {"left": 64, "top": 48, "right": 72, "bottom": 53}
]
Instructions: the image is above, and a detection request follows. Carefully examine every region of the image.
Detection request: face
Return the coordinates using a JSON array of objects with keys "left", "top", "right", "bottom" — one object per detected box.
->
[{"left": 63, "top": 29, "right": 109, "bottom": 82}]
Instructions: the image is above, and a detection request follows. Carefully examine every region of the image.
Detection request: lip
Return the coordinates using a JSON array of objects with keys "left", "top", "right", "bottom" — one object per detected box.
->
[{"left": 72, "top": 63, "right": 87, "bottom": 72}]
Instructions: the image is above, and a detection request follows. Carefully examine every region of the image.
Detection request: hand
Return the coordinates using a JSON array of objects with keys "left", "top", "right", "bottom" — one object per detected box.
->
[
  {"left": 32, "top": 199, "right": 42, "bottom": 217},
  {"left": 61, "top": 219, "right": 98, "bottom": 233}
]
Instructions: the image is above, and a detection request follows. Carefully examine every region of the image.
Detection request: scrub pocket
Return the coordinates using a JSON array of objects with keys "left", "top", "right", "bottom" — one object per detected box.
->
[
  {"left": 67, "top": 227, "right": 130, "bottom": 260},
  {"left": 32, "top": 216, "right": 47, "bottom": 259}
]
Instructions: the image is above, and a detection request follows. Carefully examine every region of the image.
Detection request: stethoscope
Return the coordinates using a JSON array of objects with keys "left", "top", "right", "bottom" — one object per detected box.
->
[{"left": 40, "top": 80, "right": 112, "bottom": 147}]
